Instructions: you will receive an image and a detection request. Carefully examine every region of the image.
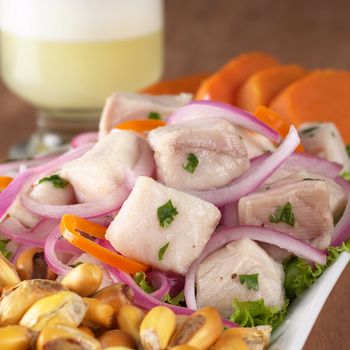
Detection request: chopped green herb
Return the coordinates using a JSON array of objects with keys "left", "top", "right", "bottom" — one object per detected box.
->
[
  {"left": 157, "top": 200, "right": 178, "bottom": 228},
  {"left": 158, "top": 242, "right": 170, "bottom": 261},
  {"left": 239, "top": 273, "right": 259, "bottom": 291},
  {"left": 134, "top": 271, "right": 154, "bottom": 293},
  {"left": 302, "top": 178, "right": 324, "bottom": 181},
  {"left": 230, "top": 299, "right": 288, "bottom": 330},
  {"left": 38, "top": 174, "right": 68, "bottom": 189},
  {"left": 269, "top": 202, "right": 295, "bottom": 227},
  {"left": 341, "top": 172, "right": 350, "bottom": 181},
  {"left": 69, "top": 262, "right": 83, "bottom": 268},
  {"left": 162, "top": 291, "right": 185, "bottom": 306},
  {"left": 346, "top": 144, "right": 350, "bottom": 158},
  {"left": 183, "top": 153, "right": 199, "bottom": 173},
  {"left": 300, "top": 126, "right": 318, "bottom": 135},
  {"left": 148, "top": 111, "right": 161, "bottom": 120},
  {"left": 0, "top": 239, "right": 12, "bottom": 259}
]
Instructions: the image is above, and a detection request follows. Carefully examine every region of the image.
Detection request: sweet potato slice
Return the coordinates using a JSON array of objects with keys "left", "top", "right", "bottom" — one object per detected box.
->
[
  {"left": 140, "top": 73, "right": 210, "bottom": 95},
  {"left": 269, "top": 70, "right": 350, "bottom": 142},
  {"left": 195, "top": 52, "right": 279, "bottom": 104},
  {"left": 236, "top": 64, "right": 306, "bottom": 112}
]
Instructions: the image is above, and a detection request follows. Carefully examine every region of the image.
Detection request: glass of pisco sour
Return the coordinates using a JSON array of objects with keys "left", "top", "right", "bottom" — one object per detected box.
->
[{"left": 0, "top": 0, "right": 164, "bottom": 156}]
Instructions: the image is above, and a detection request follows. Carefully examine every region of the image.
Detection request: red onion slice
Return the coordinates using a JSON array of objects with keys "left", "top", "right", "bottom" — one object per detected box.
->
[
  {"left": 184, "top": 225, "right": 327, "bottom": 310},
  {"left": 167, "top": 100, "right": 281, "bottom": 143},
  {"left": 21, "top": 187, "right": 129, "bottom": 219},
  {"left": 331, "top": 177, "right": 350, "bottom": 246},
  {"left": 107, "top": 266, "right": 237, "bottom": 328},
  {"left": 188, "top": 126, "right": 300, "bottom": 206},
  {"left": 0, "top": 144, "right": 93, "bottom": 221},
  {"left": 71, "top": 132, "right": 98, "bottom": 148},
  {"left": 147, "top": 271, "right": 171, "bottom": 300}
]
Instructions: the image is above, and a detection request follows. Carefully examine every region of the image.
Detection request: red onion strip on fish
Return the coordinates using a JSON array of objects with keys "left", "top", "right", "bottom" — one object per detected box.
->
[
  {"left": 71, "top": 132, "right": 98, "bottom": 148},
  {"left": 184, "top": 225, "right": 328, "bottom": 310},
  {"left": 187, "top": 125, "right": 300, "bottom": 206},
  {"left": 167, "top": 100, "right": 281, "bottom": 143},
  {"left": 331, "top": 177, "right": 350, "bottom": 246}
]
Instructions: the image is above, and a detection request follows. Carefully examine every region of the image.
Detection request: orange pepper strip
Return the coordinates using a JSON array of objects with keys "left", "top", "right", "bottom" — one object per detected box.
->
[
  {"left": 60, "top": 214, "right": 148, "bottom": 274},
  {"left": 0, "top": 176, "right": 13, "bottom": 191},
  {"left": 115, "top": 119, "right": 166, "bottom": 133},
  {"left": 254, "top": 106, "right": 304, "bottom": 152}
]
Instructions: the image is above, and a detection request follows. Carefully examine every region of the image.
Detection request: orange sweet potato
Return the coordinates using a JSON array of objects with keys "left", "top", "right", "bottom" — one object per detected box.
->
[
  {"left": 236, "top": 64, "right": 306, "bottom": 112},
  {"left": 195, "top": 52, "right": 279, "bottom": 104},
  {"left": 269, "top": 70, "right": 350, "bottom": 142},
  {"left": 140, "top": 73, "right": 210, "bottom": 95}
]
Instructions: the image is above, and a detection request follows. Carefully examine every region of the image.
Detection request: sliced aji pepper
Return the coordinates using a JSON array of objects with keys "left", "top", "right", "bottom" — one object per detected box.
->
[
  {"left": 0, "top": 176, "right": 13, "bottom": 191},
  {"left": 60, "top": 214, "right": 148, "bottom": 274},
  {"left": 115, "top": 119, "right": 166, "bottom": 133}
]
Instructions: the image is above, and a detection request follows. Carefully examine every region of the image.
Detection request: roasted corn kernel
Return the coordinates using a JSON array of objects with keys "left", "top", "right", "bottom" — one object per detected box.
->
[
  {"left": 212, "top": 335, "right": 250, "bottom": 350},
  {"left": 0, "top": 325, "right": 36, "bottom": 350},
  {"left": 0, "top": 254, "right": 21, "bottom": 290},
  {"left": 83, "top": 297, "right": 115, "bottom": 329},
  {"left": 37, "top": 324, "right": 101, "bottom": 350},
  {"left": 62, "top": 263, "right": 103, "bottom": 297},
  {"left": 15, "top": 248, "right": 56, "bottom": 281},
  {"left": 116, "top": 304, "right": 144, "bottom": 342},
  {"left": 140, "top": 306, "right": 176, "bottom": 350},
  {"left": 170, "top": 346, "right": 199, "bottom": 350},
  {"left": 93, "top": 283, "right": 133, "bottom": 313},
  {"left": 170, "top": 307, "right": 223, "bottom": 350},
  {"left": 98, "top": 329, "right": 136, "bottom": 349},
  {"left": 78, "top": 326, "right": 95, "bottom": 338},
  {"left": 0, "top": 279, "right": 67, "bottom": 325},
  {"left": 20, "top": 291, "right": 87, "bottom": 331}
]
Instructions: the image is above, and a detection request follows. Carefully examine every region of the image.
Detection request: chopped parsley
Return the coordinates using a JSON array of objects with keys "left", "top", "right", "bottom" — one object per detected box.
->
[
  {"left": 162, "top": 291, "right": 185, "bottom": 306},
  {"left": 269, "top": 202, "right": 295, "bottom": 227},
  {"left": 134, "top": 272, "right": 154, "bottom": 293},
  {"left": 158, "top": 242, "right": 170, "bottom": 261},
  {"left": 148, "top": 111, "right": 161, "bottom": 120},
  {"left": 69, "top": 262, "right": 83, "bottom": 268},
  {"left": 157, "top": 200, "right": 178, "bottom": 228},
  {"left": 38, "top": 174, "right": 68, "bottom": 189},
  {"left": 300, "top": 126, "right": 318, "bottom": 136},
  {"left": 341, "top": 172, "right": 350, "bottom": 181},
  {"left": 0, "top": 239, "right": 12, "bottom": 259},
  {"left": 183, "top": 153, "right": 199, "bottom": 173},
  {"left": 346, "top": 144, "right": 350, "bottom": 158},
  {"left": 239, "top": 273, "right": 259, "bottom": 291}
]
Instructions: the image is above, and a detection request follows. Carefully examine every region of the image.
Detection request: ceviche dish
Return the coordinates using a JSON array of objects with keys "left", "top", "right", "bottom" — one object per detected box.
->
[{"left": 0, "top": 52, "right": 350, "bottom": 350}]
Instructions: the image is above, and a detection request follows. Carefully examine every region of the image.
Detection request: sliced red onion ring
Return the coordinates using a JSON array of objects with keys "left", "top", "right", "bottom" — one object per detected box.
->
[
  {"left": 71, "top": 132, "right": 98, "bottom": 148},
  {"left": 184, "top": 225, "right": 327, "bottom": 310},
  {"left": 44, "top": 226, "right": 74, "bottom": 275},
  {"left": 0, "top": 144, "right": 93, "bottom": 221},
  {"left": 21, "top": 186, "right": 129, "bottom": 219},
  {"left": 147, "top": 271, "right": 171, "bottom": 300},
  {"left": 221, "top": 201, "right": 239, "bottom": 227},
  {"left": 107, "top": 266, "right": 236, "bottom": 328},
  {"left": 167, "top": 100, "right": 281, "bottom": 143},
  {"left": 331, "top": 177, "right": 350, "bottom": 246},
  {"left": 188, "top": 126, "right": 299, "bottom": 206}
]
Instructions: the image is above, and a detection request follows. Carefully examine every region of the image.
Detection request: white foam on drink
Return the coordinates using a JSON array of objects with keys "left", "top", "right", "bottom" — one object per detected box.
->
[{"left": 0, "top": 0, "right": 163, "bottom": 41}]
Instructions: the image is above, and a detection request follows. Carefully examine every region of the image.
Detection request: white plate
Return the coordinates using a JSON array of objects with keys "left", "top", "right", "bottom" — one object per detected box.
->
[{"left": 270, "top": 252, "right": 350, "bottom": 349}]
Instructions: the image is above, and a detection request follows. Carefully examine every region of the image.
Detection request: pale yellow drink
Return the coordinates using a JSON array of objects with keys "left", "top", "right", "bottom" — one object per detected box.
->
[
  {"left": 0, "top": 0, "right": 164, "bottom": 120},
  {"left": 0, "top": 30, "right": 163, "bottom": 115}
]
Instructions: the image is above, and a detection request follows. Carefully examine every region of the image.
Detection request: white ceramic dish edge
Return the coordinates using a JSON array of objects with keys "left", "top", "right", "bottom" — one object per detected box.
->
[{"left": 270, "top": 252, "right": 350, "bottom": 349}]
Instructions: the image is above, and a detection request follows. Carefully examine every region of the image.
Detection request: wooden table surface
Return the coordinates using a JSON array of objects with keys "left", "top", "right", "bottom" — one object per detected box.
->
[{"left": 0, "top": 1, "right": 349, "bottom": 348}]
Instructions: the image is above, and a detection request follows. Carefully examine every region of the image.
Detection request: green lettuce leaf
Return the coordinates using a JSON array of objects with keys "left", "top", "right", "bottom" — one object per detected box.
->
[
  {"left": 133, "top": 272, "right": 154, "bottom": 294},
  {"left": 162, "top": 291, "right": 185, "bottom": 306},
  {"left": 0, "top": 239, "right": 12, "bottom": 259},
  {"left": 229, "top": 299, "right": 288, "bottom": 329},
  {"left": 284, "top": 239, "right": 350, "bottom": 301}
]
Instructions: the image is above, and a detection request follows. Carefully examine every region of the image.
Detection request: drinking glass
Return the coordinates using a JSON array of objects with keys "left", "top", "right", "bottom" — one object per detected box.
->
[{"left": 0, "top": 0, "right": 164, "bottom": 157}]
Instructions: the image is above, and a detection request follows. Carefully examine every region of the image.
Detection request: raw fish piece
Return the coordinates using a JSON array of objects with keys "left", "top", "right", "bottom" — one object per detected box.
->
[
  {"left": 148, "top": 118, "right": 249, "bottom": 190},
  {"left": 106, "top": 176, "right": 221, "bottom": 275},
  {"left": 299, "top": 122, "right": 350, "bottom": 171},
  {"left": 99, "top": 92, "right": 192, "bottom": 137},
  {"left": 60, "top": 131, "right": 153, "bottom": 203},
  {"left": 196, "top": 239, "right": 285, "bottom": 318}
]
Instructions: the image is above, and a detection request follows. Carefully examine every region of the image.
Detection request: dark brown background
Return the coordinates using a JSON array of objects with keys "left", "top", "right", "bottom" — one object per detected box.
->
[{"left": 0, "top": 1, "right": 349, "bottom": 348}]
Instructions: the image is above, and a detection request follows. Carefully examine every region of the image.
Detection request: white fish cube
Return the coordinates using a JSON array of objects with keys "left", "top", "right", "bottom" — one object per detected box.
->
[{"left": 105, "top": 176, "right": 221, "bottom": 275}]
